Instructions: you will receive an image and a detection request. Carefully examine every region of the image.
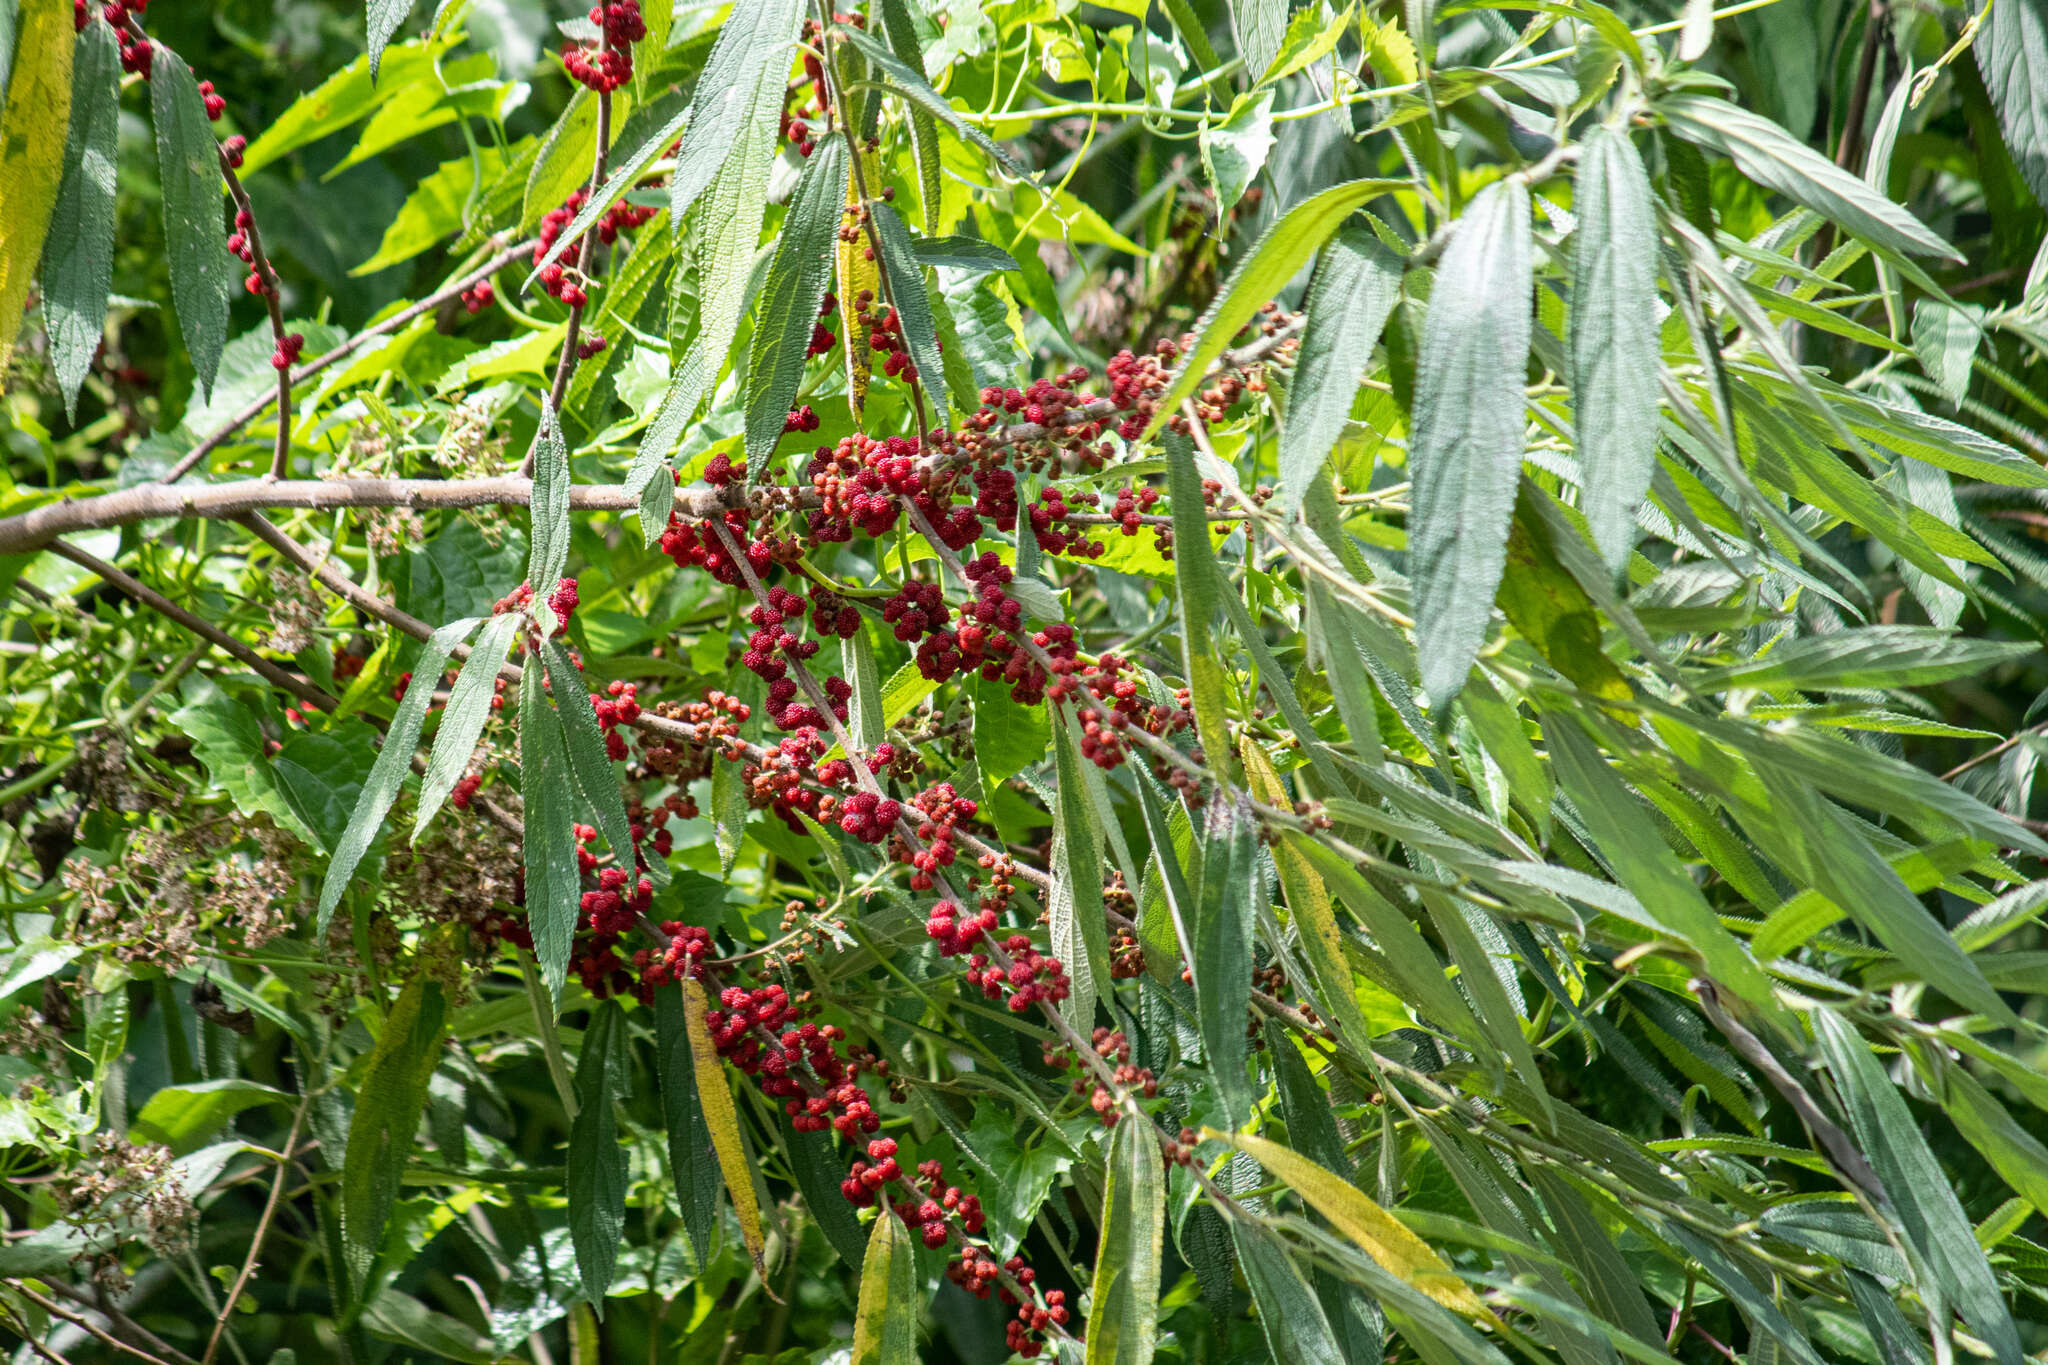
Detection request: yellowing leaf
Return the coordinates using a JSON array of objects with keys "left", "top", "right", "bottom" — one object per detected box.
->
[
  {"left": 1238, "top": 737, "right": 1373, "bottom": 1045},
  {"left": 1358, "top": 13, "right": 1418, "bottom": 84},
  {"left": 0, "top": 0, "right": 76, "bottom": 369},
  {"left": 839, "top": 148, "right": 882, "bottom": 419},
  {"left": 851, "top": 1205, "right": 917, "bottom": 1365},
  {"left": 682, "top": 977, "right": 766, "bottom": 1277},
  {"left": 1207, "top": 1129, "right": 1484, "bottom": 1316}
]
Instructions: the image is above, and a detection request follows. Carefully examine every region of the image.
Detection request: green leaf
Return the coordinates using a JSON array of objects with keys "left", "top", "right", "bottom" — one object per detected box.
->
[
  {"left": 839, "top": 26, "right": 1035, "bottom": 181},
  {"left": 1050, "top": 718, "right": 1111, "bottom": 1034},
  {"left": 241, "top": 35, "right": 455, "bottom": 176},
  {"left": 318, "top": 617, "right": 480, "bottom": 931},
  {"left": 876, "top": 0, "right": 941, "bottom": 233},
  {"left": 172, "top": 688, "right": 310, "bottom": 839},
  {"left": 568, "top": 1001, "right": 627, "bottom": 1309},
  {"left": 354, "top": 141, "right": 527, "bottom": 276},
  {"left": 342, "top": 976, "right": 447, "bottom": 1294},
  {"left": 365, "top": 0, "right": 416, "bottom": 81},
  {"left": 869, "top": 201, "right": 951, "bottom": 426},
  {"left": 850, "top": 1208, "right": 918, "bottom": 1365},
  {"left": 627, "top": 72, "right": 782, "bottom": 532},
  {"left": 1233, "top": 1225, "right": 1347, "bottom": 1365},
  {"left": 129, "top": 1078, "right": 290, "bottom": 1152},
  {"left": 151, "top": 46, "right": 231, "bottom": 402},
  {"left": 0, "top": 0, "right": 71, "bottom": 371},
  {"left": 912, "top": 235, "right": 1018, "bottom": 273},
  {"left": 787, "top": 1126, "right": 869, "bottom": 1268},
  {"left": 42, "top": 20, "right": 118, "bottom": 419},
  {"left": 1231, "top": 0, "right": 1288, "bottom": 81},
  {"left": 1199, "top": 89, "right": 1276, "bottom": 213},
  {"left": 521, "top": 666, "right": 581, "bottom": 999},
  {"left": 1980, "top": 0, "right": 2048, "bottom": 210},
  {"left": 414, "top": 615, "right": 518, "bottom": 838},
  {"left": 1657, "top": 93, "right": 1961, "bottom": 260},
  {"left": 1812, "top": 1011, "right": 2023, "bottom": 1365},
  {"left": 1569, "top": 126, "right": 1661, "bottom": 570},
  {"left": 1933, "top": 1064, "right": 2048, "bottom": 1215},
  {"left": 1141, "top": 177, "right": 1405, "bottom": 440},
  {"left": 1083, "top": 1112, "right": 1164, "bottom": 1365},
  {"left": 1543, "top": 714, "right": 1778, "bottom": 1018},
  {"left": 1190, "top": 800, "right": 1256, "bottom": 1130},
  {"left": 667, "top": 0, "right": 806, "bottom": 227},
  {"left": 653, "top": 985, "right": 721, "bottom": 1268},
  {"left": 1278, "top": 225, "right": 1401, "bottom": 514},
  {"left": 1696, "top": 626, "right": 2035, "bottom": 692},
  {"left": 362, "top": 1288, "right": 499, "bottom": 1363},
  {"left": 744, "top": 139, "right": 846, "bottom": 466},
  {"left": 526, "top": 400, "right": 570, "bottom": 616},
  {"left": 542, "top": 638, "right": 648, "bottom": 885},
  {"left": 1409, "top": 177, "right": 1532, "bottom": 706},
  {"left": 524, "top": 87, "right": 600, "bottom": 234}
]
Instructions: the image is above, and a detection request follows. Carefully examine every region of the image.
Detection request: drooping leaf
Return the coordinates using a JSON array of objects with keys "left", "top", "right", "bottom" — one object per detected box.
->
[
  {"left": 1408, "top": 177, "right": 1533, "bottom": 706},
  {"left": 666, "top": 0, "right": 806, "bottom": 228},
  {"left": 1232, "top": 1224, "right": 1347, "bottom": 1365},
  {"left": 745, "top": 139, "right": 847, "bottom": 466},
  {"left": 869, "top": 201, "right": 951, "bottom": 426},
  {"left": 1569, "top": 125, "right": 1661, "bottom": 569},
  {"left": 838, "top": 26, "right": 1035, "bottom": 181},
  {"left": 342, "top": 976, "right": 447, "bottom": 1292},
  {"left": 1189, "top": 799, "right": 1256, "bottom": 1131},
  {"left": 1051, "top": 718, "right": 1111, "bottom": 1034},
  {"left": 365, "top": 0, "right": 416, "bottom": 81},
  {"left": 0, "top": 0, "right": 72, "bottom": 371},
  {"left": 567, "top": 1001, "right": 627, "bottom": 1309},
  {"left": 1812, "top": 1012, "right": 2023, "bottom": 1365},
  {"left": 526, "top": 401, "right": 572, "bottom": 623},
  {"left": 626, "top": 67, "right": 783, "bottom": 533},
  {"left": 1278, "top": 224, "right": 1401, "bottom": 514},
  {"left": 850, "top": 1207, "right": 918, "bottom": 1365},
  {"left": 414, "top": 615, "right": 519, "bottom": 838},
  {"left": 1083, "top": 1112, "right": 1164, "bottom": 1365},
  {"left": 317, "top": 617, "right": 481, "bottom": 931},
  {"left": 521, "top": 666, "right": 582, "bottom": 999},
  {"left": 681, "top": 977, "right": 766, "bottom": 1278},
  {"left": 151, "top": 45, "right": 231, "bottom": 402},
  {"left": 1978, "top": 0, "right": 2048, "bottom": 210},
  {"left": 1543, "top": 714, "right": 1778, "bottom": 1018},
  {"left": 542, "top": 638, "right": 649, "bottom": 885},
  {"left": 1658, "top": 93, "right": 1961, "bottom": 260},
  {"left": 41, "top": 18, "right": 119, "bottom": 419},
  {"left": 653, "top": 986, "right": 721, "bottom": 1267},
  {"left": 1212, "top": 1130, "right": 1484, "bottom": 1317},
  {"left": 1695, "top": 626, "right": 2036, "bottom": 692}
]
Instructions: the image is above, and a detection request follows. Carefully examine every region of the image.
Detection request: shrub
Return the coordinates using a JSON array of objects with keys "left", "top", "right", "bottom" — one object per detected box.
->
[{"left": 2, "top": 0, "right": 2047, "bottom": 1361}]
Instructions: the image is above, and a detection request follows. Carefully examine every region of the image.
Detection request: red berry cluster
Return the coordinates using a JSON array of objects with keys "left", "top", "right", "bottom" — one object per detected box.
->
[
  {"left": 460, "top": 281, "right": 495, "bottom": 314},
  {"left": 575, "top": 333, "right": 608, "bottom": 361},
  {"left": 534, "top": 192, "right": 593, "bottom": 307},
  {"left": 1075, "top": 1028, "right": 1159, "bottom": 1124},
  {"left": 269, "top": 331, "right": 305, "bottom": 372},
  {"left": 950, "top": 1248, "right": 1069, "bottom": 1357},
  {"left": 562, "top": 0, "right": 644, "bottom": 92},
  {"left": 807, "top": 293, "right": 839, "bottom": 358},
  {"left": 225, "top": 210, "right": 270, "bottom": 298},
  {"left": 903, "top": 782, "right": 976, "bottom": 890},
  {"left": 1109, "top": 483, "right": 1162, "bottom": 535},
  {"left": 198, "top": 79, "right": 226, "bottom": 120},
  {"left": 1029, "top": 486, "right": 1107, "bottom": 559},
  {"left": 783, "top": 404, "right": 820, "bottom": 435},
  {"left": 590, "top": 679, "right": 640, "bottom": 760},
  {"left": 632, "top": 922, "right": 710, "bottom": 987},
  {"left": 968, "top": 935, "right": 1071, "bottom": 1014},
  {"left": 596, "top": 198, "right": 657, "bottom": 243}
]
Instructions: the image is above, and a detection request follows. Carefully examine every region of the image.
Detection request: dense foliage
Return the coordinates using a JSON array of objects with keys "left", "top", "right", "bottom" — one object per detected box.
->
[{"left": 3, "top": 0, "right": 2048, "bottom": 1361}]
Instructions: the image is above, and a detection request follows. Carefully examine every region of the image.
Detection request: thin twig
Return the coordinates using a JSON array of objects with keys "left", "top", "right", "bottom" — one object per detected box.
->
[
  {"left": 48, "top": 539, "right": 338, "bottom": 713},
  {"left": 200, "top": 1096, "right": 312, "bottom": 1365}
]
